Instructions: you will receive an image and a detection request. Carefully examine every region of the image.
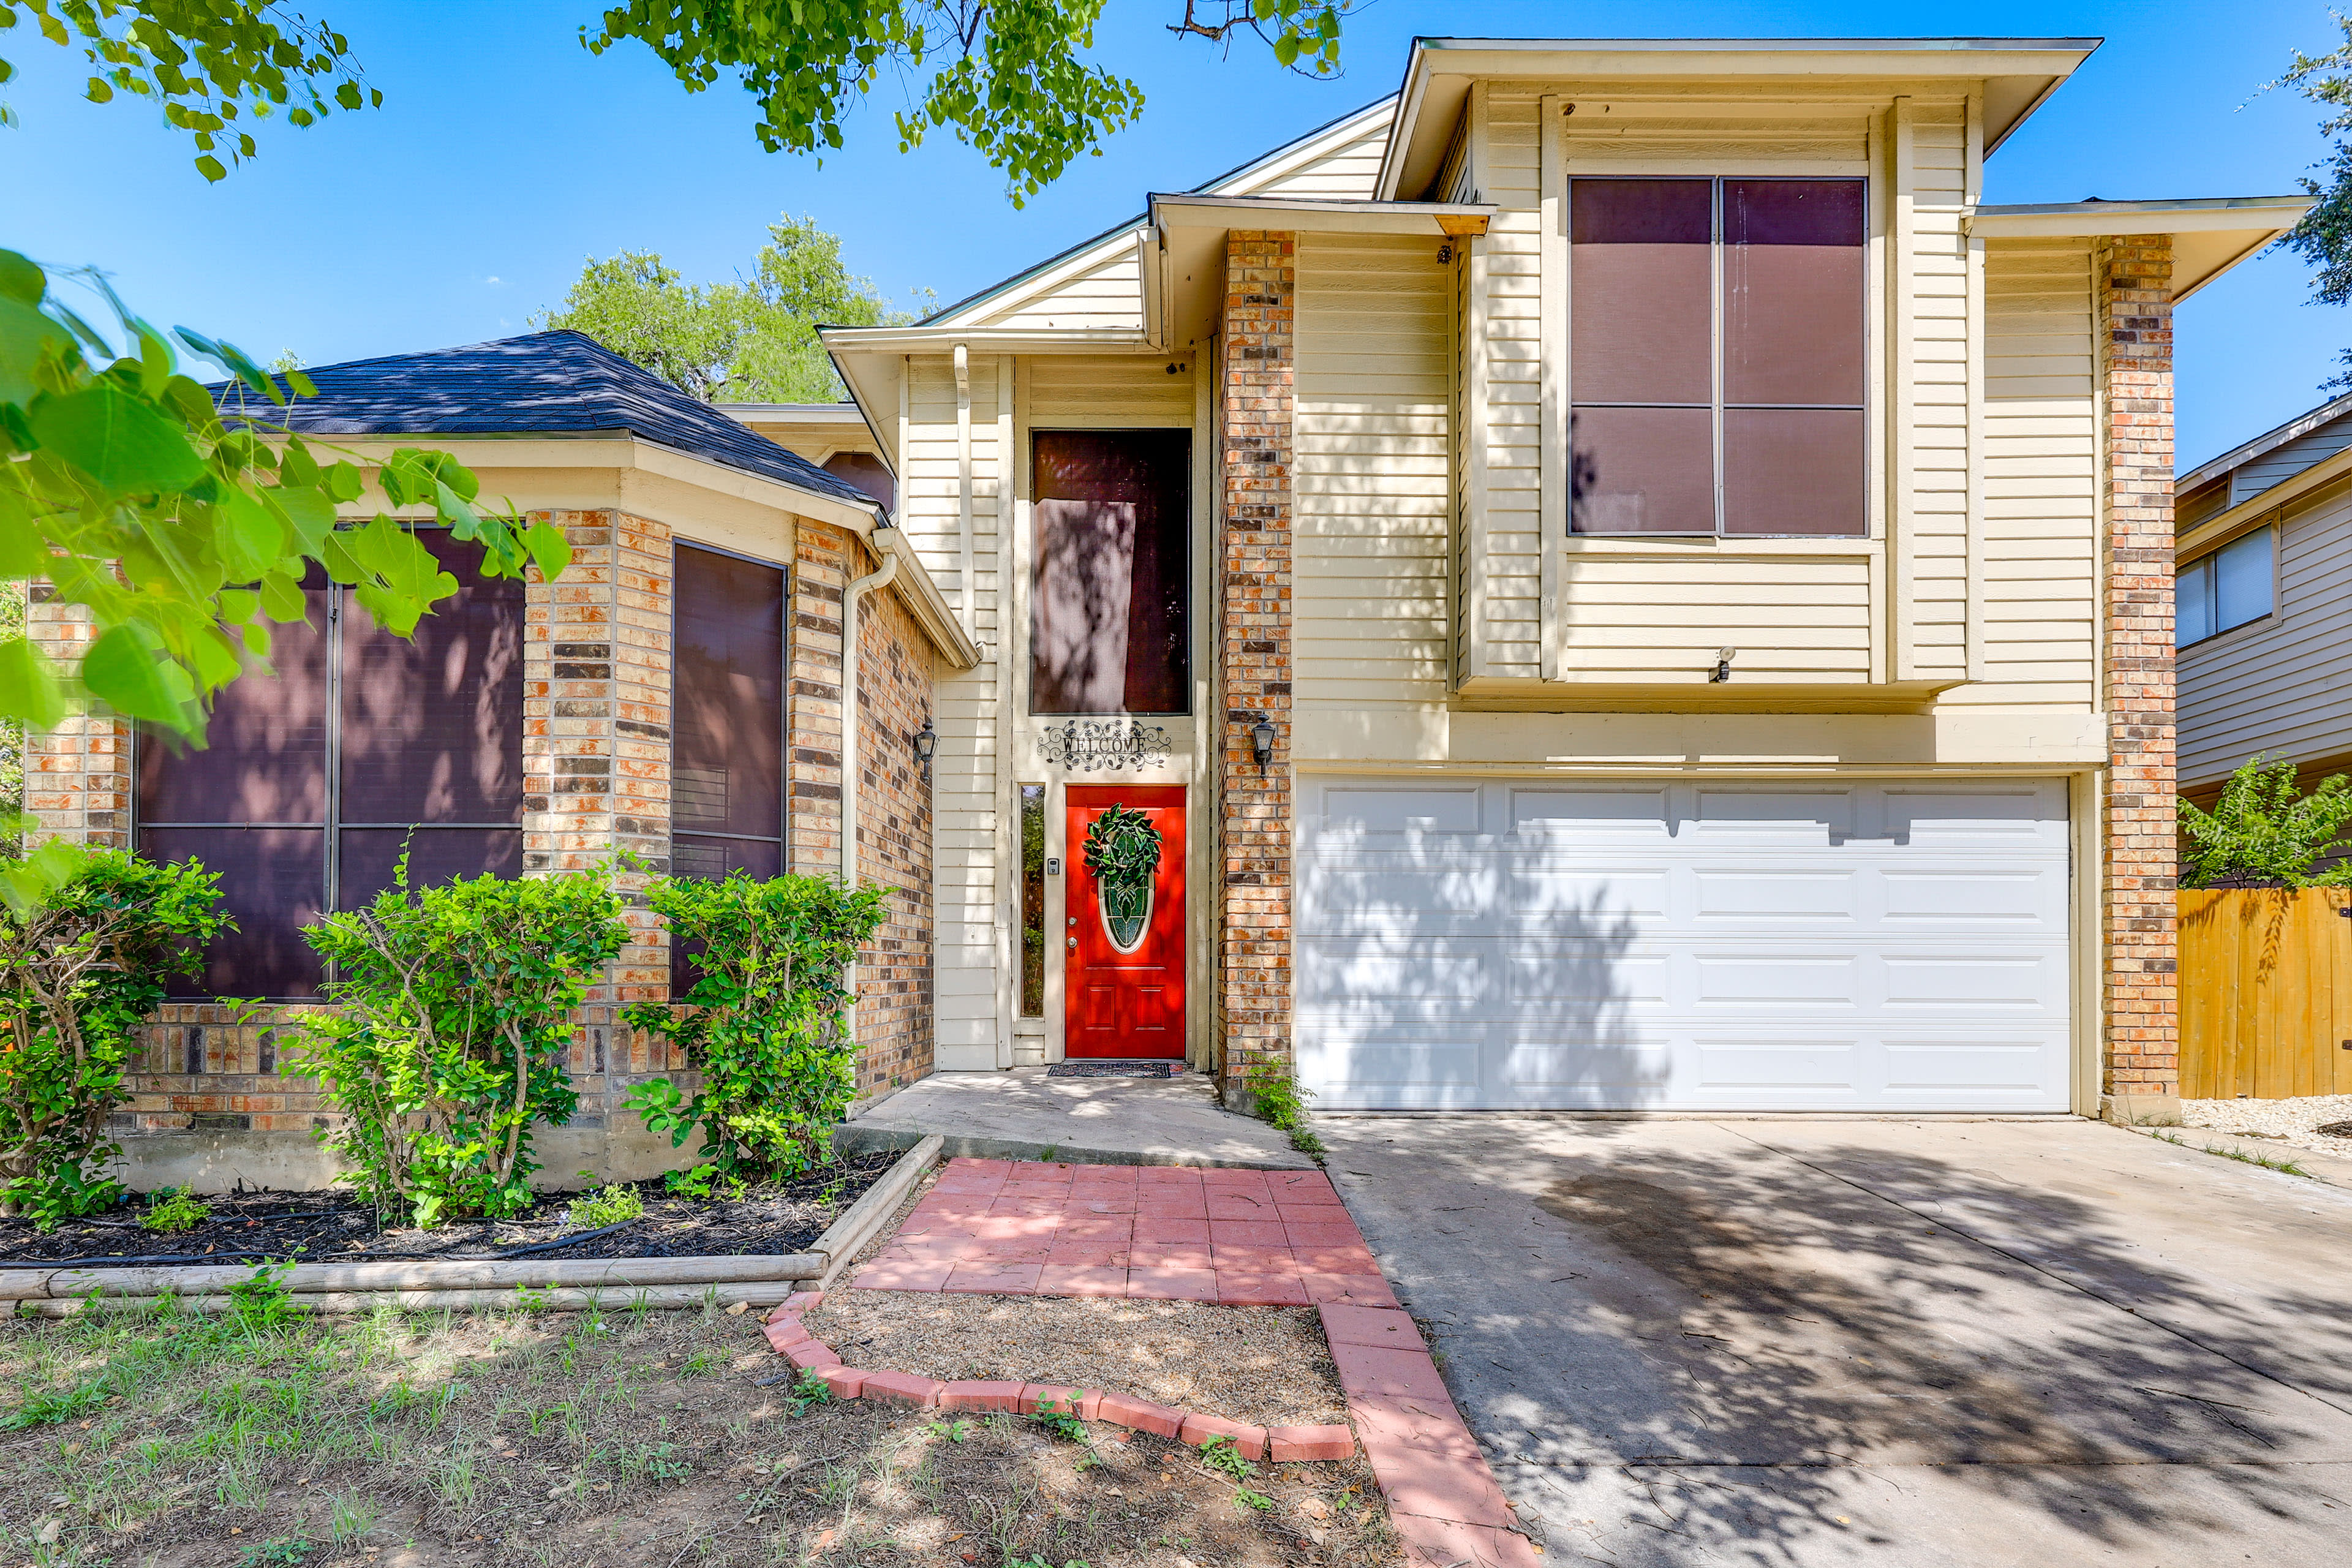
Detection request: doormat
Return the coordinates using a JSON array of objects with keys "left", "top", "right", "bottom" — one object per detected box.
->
[{"left": 1046, "top": 1061, "right": 1182, "bottom": 1078}]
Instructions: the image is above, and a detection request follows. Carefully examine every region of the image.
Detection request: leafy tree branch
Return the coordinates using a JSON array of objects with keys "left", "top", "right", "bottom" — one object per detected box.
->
[
  {"left": 0, "top": 0, "right": 377, "bottom": 181},
  {"left": 2179, "top": 753, "right": 2352, "bottom": 889}
]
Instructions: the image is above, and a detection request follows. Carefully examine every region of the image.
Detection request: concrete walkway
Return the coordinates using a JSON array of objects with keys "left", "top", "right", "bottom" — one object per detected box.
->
[
  {"left": 840, "top": 1068, "right": 1314, "bottom": 1169},
  {"left": 1321, "top": 1115, "right": 2352, "bottom": 1566}
]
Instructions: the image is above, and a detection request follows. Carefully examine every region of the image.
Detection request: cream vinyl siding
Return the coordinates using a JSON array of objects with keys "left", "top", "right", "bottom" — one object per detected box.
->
[
  {"left": 1959, "top": 238, "right": 2099, "bottom": 710},
  {"left": 900, "top": 353, "right": 1009, "bottom": 1069},
  {"left": 1229, "top": 113, "right": 1392, "bottom": 199},
  {"left": 1556, "top": 550, "right": 1872, "bottom": 680},
  {"left": 974, "top": 243, "right": 1144, "bottom": 332},
  {"left": 1295, "top": 233, "right": 1454, "bottom": 709},
  {"left": 1026, "top": 356, "right": 1193, "bottom": 425},
  {"left": 2179, "top": 480, "right": 2352, "bottom": 787},
  {"left": 1472, "top": 85, "right": 1545, "bottom": 678},
  {"left": 1902, "top": 105, "right": 1970, "bottom": 680}
]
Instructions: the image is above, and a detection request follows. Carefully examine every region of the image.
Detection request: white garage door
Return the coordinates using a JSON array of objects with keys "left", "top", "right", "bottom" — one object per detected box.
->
[{"left": 1294, "top": 777, "right": 2073, "bottom": 1111}]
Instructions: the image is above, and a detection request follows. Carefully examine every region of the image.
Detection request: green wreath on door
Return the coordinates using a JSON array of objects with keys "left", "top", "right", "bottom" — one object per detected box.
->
[{"left": 1084, "top": 803, "right": 1163, "bottom": 952}]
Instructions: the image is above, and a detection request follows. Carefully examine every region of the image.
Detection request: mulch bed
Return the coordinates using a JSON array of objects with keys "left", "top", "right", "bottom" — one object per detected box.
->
[{"left": 0, "top": 1149, "right": 901, "bottom": 1268}]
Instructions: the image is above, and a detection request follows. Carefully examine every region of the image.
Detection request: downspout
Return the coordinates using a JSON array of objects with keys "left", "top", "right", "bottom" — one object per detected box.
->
[{"left": 839, "top": 528, "right": 905, "bottom": 1005}]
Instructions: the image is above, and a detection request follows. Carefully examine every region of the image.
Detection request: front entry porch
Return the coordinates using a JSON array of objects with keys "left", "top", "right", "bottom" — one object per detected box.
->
[{"left": 839, "top": 1068, "right": 1313, "bottom": 1170}]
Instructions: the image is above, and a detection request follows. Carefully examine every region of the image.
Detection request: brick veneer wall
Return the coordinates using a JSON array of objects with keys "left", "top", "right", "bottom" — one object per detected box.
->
[
  {"left": 2098, "top": 236, "right": 2181, "bottom": 1123},
  {"left": 1218, "top": 231, "right": 1297, "bottom": 1090},
  {"left": 787, "top": 519, "right": 935, "bottom": 1101},
  {"left": 851, "top": 570, "right": 936, "bottom": 1098},
  {"left": 23, "top": 589, "right": 129, "bottom": 851},
  {"left": 521, "top": 509, "right": 681, "bottom": 1132}
]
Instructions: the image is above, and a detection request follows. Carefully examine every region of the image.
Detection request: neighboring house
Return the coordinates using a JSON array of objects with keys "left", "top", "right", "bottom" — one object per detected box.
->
[
  {"left": 25, "top": 331, "right": 977, "bottom": 1185},
  {"left": 23, "top": 37, "right": 2313, "bottom": 1166},
  {"left": 821, "top": 34, "right": 2300, "bottom": 1125},
  {"left": 2175, "top": 393, "right": 2352, "bottom": 805}
]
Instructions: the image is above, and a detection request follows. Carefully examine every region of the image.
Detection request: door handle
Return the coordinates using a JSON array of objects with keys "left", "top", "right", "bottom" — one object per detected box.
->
[{"left": 1067, "top": 935, "right": 1077, "bottom": 951}]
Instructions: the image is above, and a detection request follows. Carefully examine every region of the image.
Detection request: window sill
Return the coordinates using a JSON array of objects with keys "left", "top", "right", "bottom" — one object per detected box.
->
[{"left": 1560, "top": 535, "right": 1880, "bottom": 557}]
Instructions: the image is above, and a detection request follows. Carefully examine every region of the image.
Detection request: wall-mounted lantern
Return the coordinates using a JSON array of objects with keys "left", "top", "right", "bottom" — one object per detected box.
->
[
  {"left": 913, "top": 718, "right": 938, "bottom": 778},
  {"left": 1251, "top": 716, "right": 1278, "bottom": 773}
]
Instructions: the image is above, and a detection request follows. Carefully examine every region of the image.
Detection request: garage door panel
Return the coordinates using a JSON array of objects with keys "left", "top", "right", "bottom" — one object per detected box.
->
[
  {"left": 1882, "top": 954, "right": 2056, "bottom": 1011},
  {"left": 1314, "top": 783, "right": 1483, "bottom": 837},
  {"left": 1692, "top": 786, "right": 1856, "bottom": 842},
  {"left": 1881, "top": 783, "right": 2065, "bottom": 847},
  {"left": 1881, "top": 869, "right": 2052, "bottom": 924},
  {"left": 1882, "top": 1036, "right": 2068, "bottom": 1095},
  {"left": 1295, "top": 775, "right": 2072, "bottom": 1112},
  {"left": 1295, "top": 1027, "right": 1488, "bottom": 1109},
  {"left": 1692, "top": 954, "right": 1860, "bottom": 1008},
  {"left": 1694, "top": 869, "right": 1857, "bottom": 921},
  {"left": 1296, "top": 935, "right": 1493, "bottom": 1005},
  {"left": 1493, "top": 1033, "right": 1675, "bottom": 1099},
  {"left": 1501, "top": 945, "right": 1670, "bottom": 1010},
  {"left": 1506, "top": 787, "right": 1673, "bottom": 840},
  {"left": 1692, "top": 1038, "right": 1864, "bottom": 1092},
  {"left": 1498, "top": 869, "right": 1670, "bottom": 925}
]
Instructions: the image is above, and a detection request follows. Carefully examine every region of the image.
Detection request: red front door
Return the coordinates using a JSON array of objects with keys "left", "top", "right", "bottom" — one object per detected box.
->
[{"left": 1066, "top": 785, "right": 1186, "bottom": 1058}]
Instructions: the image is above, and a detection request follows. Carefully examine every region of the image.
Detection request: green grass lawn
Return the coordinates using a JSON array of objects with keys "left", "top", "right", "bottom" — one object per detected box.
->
[{"left": 0, "top": 1287, "right": 1396, "bottom": 1567}]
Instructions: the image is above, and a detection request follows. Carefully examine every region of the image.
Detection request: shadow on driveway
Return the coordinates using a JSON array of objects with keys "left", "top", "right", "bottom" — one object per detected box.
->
[{"left": 1321, "top": 1116, "right": 2352, "bottom": 1566}]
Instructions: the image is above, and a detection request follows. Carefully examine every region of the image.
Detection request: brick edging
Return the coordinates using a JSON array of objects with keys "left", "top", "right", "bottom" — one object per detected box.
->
[
  {"left": 760, "top": 1290, "right": 1539, "bottom": 1565},
  {"left": 758, "top": 1291, "right": 1352, "bottom": 1464}
]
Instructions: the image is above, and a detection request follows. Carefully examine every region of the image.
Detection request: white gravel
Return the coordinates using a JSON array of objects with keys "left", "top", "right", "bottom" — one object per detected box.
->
[{"left": 2182, "top": 1095, "right": 2352, "bottom": 1161}]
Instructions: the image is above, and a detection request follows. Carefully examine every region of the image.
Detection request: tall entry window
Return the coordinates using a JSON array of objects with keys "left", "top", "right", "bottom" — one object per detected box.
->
[
  {"left": 1031, "top": 429, "right": 1191, "bottom": 714},
  {"left": 1569, "top": 177, "right": 1867, "bottom": 537},
  {"left": 137, "top": 531, "right": 525, "bottom": 998}
]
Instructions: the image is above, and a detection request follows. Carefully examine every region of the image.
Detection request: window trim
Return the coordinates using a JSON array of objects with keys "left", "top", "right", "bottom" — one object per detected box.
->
[
  {"left": 2176, "top": 523, "right": 2277, "bottom": 651},
  {"left": 1561, "top": 173, "right": 1872, "bottom": 541}
]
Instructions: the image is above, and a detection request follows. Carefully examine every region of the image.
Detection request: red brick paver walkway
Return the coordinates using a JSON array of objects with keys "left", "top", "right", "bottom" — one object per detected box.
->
[
  {"left": 835, "top": 1156, "right": 1539, "bottom": 1567},
  {"left": 850, "top": 1158, "right": 1401, "bottom": 1308}
]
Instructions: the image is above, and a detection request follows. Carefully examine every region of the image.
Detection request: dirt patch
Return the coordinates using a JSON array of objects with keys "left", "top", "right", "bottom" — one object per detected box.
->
[
  {"left": 0, "top": 1299, "right": 1397, "bottom": 1566},
  {"left": 0, "top": 1151, "right": 900, "bottom": 1268},
  {"left": 809, "top": 1289, "right": 1348, "bottom": 1427}
]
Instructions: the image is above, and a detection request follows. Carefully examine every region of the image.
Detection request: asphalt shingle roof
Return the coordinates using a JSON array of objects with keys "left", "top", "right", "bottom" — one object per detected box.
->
[{"left": 215, "top": 330, "right": 884, "bottom": 514}]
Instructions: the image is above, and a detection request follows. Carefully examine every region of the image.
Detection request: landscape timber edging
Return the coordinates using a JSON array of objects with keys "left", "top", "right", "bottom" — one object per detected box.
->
[{"left": 0, "top": 1136, "right": 946, "bottom": 1316}]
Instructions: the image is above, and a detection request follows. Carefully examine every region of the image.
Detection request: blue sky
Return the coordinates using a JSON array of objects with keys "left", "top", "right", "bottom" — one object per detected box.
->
[{"left": 3, "top": 1, "right": 2346, "bottom": 466}]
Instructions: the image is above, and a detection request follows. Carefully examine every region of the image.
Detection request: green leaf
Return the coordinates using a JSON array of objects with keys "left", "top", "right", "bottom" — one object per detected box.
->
[
  {"left": 0, "top": 636, "right": 68, "bottom": 731},
  {"left": 521, "top": 521, "right": 571, "bottom": 582},
  {"left": 28, "top": 385, "right": 205, "bottom": 492},
  {"left": 0, "top": 250, "right": 43, "bottom": 307},
  {"left": 257, "top": 570, "right": 307, "bottom": 623},
  {"left": 0, "top": 295, "right": 73, "bottom": 408},
  {"left": 213, "top": 485, "right": 287, "bottom": 582},
  {"left": 268, "top": 481, "right": 336, "bottom": 556},
  {"left": 0, "top": 492, "right": 49, "bottom": 576},
  {"left": 80, "top": 624, "right": 195, "bottom": 725},
  {"left": 195, "top": 155, "right": 227, "bottom": 183}
]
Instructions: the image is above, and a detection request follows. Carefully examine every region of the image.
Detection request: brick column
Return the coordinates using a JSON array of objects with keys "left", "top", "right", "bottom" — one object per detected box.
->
[
  {"left": 787, "top": 520, "right": 850, "bottom": 877},
  {"left": 21, "top": 589, "right": 129, "bottom": 850},
  {"left": 1218, "top": 232, "right": 1297, "bottom": 1094},
  {"left": 522, "top": 508, "right": 677, "bottom": 1130},
  {"left": 2098, "top": 236, "right": 2180, "bottom": 1124}
]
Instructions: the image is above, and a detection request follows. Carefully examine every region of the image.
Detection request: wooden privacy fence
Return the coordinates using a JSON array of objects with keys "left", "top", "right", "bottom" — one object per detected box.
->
[{"left": 2179, "top": 888, "right": 2352, "bottom": 1099}]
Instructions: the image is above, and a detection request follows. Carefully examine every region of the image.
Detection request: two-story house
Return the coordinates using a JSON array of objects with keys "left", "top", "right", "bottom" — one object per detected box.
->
[
  {"left": 28, "top": 36, "right": 2305, "bottom": 1186},
  {"left": 825, "top": 36, "right": 2299, "bottom": 1126}
]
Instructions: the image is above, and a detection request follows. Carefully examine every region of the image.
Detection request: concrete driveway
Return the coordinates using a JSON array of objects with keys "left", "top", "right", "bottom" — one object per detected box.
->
[{"left": 1320, "top": 1116, "right": 2352, "bottom": 1566}]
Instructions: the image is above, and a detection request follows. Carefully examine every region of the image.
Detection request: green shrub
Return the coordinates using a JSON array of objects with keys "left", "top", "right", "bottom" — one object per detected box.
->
[
  {"left": 291, "top": 859, "right": 628, "bottom": 1226},
  {"left": 0, "top": 848, "right": 231, "bottom": 1224},
  {"left": 622, "top": 872, "right": 889, "bottom": 1186},
  {"left": 2179, "top": 753, "right": 2352, "bottom": 889},
  {"left": 564, "top": 1182, "right": 646, "bottom": 1229},
  {"left": 141, "top": 1187, "right": 213, "bottom": 1234}
]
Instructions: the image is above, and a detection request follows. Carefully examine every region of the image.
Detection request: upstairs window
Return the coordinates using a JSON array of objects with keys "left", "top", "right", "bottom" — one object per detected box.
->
[
  {"left": 2177, "top": 526, "right": 2274, "bottom": 647},
  {"left": 1569, "top": 176, "right": 1867, "bottom": 537},
  {"left": 1030, "top": 429, "right": 1191, "bottom": 714}
]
